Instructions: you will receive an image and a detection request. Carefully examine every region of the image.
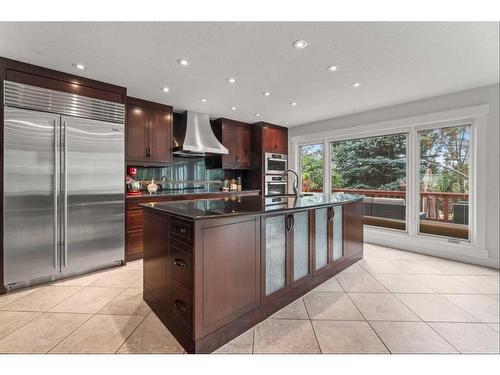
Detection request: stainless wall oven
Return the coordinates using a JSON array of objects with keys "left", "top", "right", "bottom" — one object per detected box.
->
[
  {"left": 264, "top": 152, "right": 287, "bottom": 174},
  {"left": 265, "top": 175, "right": 287, "bottom": 196}
]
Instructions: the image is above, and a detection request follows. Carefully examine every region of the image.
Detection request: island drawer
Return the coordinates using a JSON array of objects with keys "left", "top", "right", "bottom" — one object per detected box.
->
[
  {"left": 171, "top": 218, "right": 193, "bottom": 243},
  {"left": 170, "top": 247, "right": 193, "bottom": 290},
  {"left": 169, "top": 278, "right": 193, "bottom": 327}
]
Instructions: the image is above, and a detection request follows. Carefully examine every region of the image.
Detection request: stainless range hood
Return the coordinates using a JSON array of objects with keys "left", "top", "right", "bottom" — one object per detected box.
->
[{"left": 173, "top": 111, "right": 229, "bottom": 157}]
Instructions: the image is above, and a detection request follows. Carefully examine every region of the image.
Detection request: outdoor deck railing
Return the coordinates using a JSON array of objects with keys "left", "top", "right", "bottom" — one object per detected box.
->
[{"left": 326, "top": 188, "right": 469, "bottom": 223}]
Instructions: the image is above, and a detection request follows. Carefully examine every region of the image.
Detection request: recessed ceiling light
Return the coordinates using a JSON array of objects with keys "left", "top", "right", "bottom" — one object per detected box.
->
[
  {"left": 231, "top": 106, "right": 237, "bottom": 111},
  {"left": 227, "top": 77, "right": 236, "bottom": 84},
  {"left": 285, "top": 121, "right": 289, "bottom": 125},
  {"left": 290, "top": 101, "right": 297, "bottom": 106},
  {"left": 327, "top": 65, "right": 338, "bottom": 72},
  {"left": 352, "top": 82, "right": 361, "bottom": 88},
  {"left": 262, "top": 91, "right": 271, "bottom": 97},
  {"left": 292, "top": 39, "right": 308, "bottom": 49},
  {"left": 200, "top": 98, "right": 207, "bottom": 103},
  {"left": 177, "top": 58, "right": 189, "bottom": 66},
  {"left": 72, "top": 63, "right": 86, "bottom": 70},
  {"left": 255, "top": 113, "right": 261, "bottom": 117},
  {"left": 161, "top": 87, "right": 170, "bottom": 93}
]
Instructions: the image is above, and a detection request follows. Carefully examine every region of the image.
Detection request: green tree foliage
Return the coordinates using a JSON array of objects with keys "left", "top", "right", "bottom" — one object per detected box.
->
[
  {"left": 330, "top": 134, "right": 407, "bottom": 191},
  {"left": 300, "top": 144, "right": 324, "bottom": 191},
  {"left": 300, "top": 127, "right": 469, "bottom": 194},
  {"left": 419, "top": 126, "right": 470, "bottom": 194}
]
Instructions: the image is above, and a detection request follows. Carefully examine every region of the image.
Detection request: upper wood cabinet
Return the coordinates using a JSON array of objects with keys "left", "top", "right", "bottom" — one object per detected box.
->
[
  {"left": 261, "top": 125, "right": 287, "bottom": 154},
  {"left": 126, "top": 97, "right": 173, "bottom": 166},
  {"left": 206, "top": 118, "right": 253, "bottom": 169}
]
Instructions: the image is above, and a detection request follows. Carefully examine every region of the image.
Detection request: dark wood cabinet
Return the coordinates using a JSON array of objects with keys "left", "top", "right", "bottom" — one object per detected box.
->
[
  {"left": 206, "top": 118, "right": 253, "bottom": 169},
  {"left": 126, "top": 97, "right": 173, "bottom": 166},
  {"left": 142, "top": 199, "right": 363, "bottom": 353},
  {"left": 244, "top": 122, "right": 288, "bottom": 191},
  {"left": 125, "top": 190, "right": 260, "bottom": 261},
  {"left": 261, "top": 125, "right": 287, "bottom": 154}
]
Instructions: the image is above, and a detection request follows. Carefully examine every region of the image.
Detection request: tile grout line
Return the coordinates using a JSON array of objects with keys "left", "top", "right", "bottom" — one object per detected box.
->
[
  {"left": 0, "top": 285, "right": 85, "bottom": 312},
  {"left": 114, "top": 308, "right": 149, "bottom": 354},
  {"left": 344, "top": 290, "right": 392, "bottom": 354},
  {"left": 251, "top": 328, "right": 255, "bottom": 354},
  {"left": 46, "top": 312, "right": 95, "bottom": 354},
  {"left": 0, "top": 311, "right": 43, "bottom": 344},
  {"left": 94, "top": 287, "right": 130, "bottom": 315},
  {"left": 392, "top": 292, "right": 479, "bottom": 323},
  {"left": 301, "top": 297, "right": 322, "bottom": 354},
  {"left": 420, "top": 320, "right": 462, "bottom": 354}
]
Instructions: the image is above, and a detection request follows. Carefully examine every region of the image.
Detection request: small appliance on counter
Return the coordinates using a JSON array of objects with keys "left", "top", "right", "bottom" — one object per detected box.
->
[
  {"left": 126, "top": 167, "right": 143, "bottom": 196},
  {"left": 147, "top": 179, "right": 159, "bottom": 195}
]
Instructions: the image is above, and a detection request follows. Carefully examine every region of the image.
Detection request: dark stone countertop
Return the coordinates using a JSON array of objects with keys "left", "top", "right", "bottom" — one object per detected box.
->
[
  {"left": 126, "top": 188, "right": 261, "bottom": 199},
  {"left": 140, "top": 192, "right": 363, "bottom": 220}
]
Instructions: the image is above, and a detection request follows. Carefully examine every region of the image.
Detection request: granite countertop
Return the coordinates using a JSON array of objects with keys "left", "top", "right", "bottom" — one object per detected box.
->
[
  {"left": 140, "top": 192, "right": 362, "bottom": 220},
  {"left": 126, "top": 188, "right": 261, "bottom": 199}
]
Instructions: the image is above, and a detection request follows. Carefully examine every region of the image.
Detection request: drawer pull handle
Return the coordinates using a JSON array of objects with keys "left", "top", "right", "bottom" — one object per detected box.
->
[
  {"left": 174, "top": 258, "right": 186, "bottom": 267},
  {"left": 174, "top": 299, "right": 187, "bottom": 312},
  {"left": 174, "top": 226, "right": 187, "bottom": 234}
]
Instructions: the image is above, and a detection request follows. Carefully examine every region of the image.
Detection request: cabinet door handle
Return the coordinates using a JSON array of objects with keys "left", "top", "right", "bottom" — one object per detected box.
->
[
  {"left": 328, "top": 207, "right": 334, "bottom": 222},
  {"left": 174, "top": 258, "right": 186, "bottom": 267},
  {"left": 173, "top": 225, "right": 187, "bottom": 234},
  {"left": 174, "top": 299, "right": 187, "bottom": 312}
]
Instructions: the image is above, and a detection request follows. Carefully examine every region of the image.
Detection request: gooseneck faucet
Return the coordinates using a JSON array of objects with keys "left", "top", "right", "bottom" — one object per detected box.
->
[{"left": 282, "top": 169, "right": 300, "bottom": 198}]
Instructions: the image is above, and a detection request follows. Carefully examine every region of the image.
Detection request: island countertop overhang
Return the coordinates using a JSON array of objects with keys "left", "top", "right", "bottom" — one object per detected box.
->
[{"left": 139, "top": 192, "right": 363, "bottom": 220}]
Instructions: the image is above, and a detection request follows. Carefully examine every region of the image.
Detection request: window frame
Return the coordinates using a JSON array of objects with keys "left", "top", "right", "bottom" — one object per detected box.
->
[
  {"left": 413, "top": 119, "right": 475, "bottom": 244},
  {"left": 296, "top": 139, "right": 326, "bottom": 194}
]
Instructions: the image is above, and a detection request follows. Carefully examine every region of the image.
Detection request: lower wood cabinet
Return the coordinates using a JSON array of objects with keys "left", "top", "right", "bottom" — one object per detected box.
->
[
  {"left": 262, "top": 205, "right": 347, "bottom": 301},
  {"left": 264, "top": 215, "right": 287, "bottom": 296},
  {"left": 125, "top": 190, "right": 260, "bottom": 261},
  {"left": 292, "top": 211, "right": 309, "bottom": 282},
  {"left": 314, "top": 207, "right": 330, "bottom": 271},
  {"left": 142, "top": 200, "right": 363, "bottom": 353},
  {"left": 332, "top": 205, "right": 344, "bottom": 261}
]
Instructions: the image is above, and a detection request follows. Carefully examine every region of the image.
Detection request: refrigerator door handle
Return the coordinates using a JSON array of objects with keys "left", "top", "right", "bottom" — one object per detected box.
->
[
  {"left": 54, "top": 119, "right": 59, "bottom": 269},
  {"left": 63, "top": 120, "right": 68, "bottom": 267}
]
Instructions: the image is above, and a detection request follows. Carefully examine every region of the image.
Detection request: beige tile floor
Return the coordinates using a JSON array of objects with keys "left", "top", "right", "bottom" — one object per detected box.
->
[{"left": 0, "top": 243, "right": 498, "bottom": 354}]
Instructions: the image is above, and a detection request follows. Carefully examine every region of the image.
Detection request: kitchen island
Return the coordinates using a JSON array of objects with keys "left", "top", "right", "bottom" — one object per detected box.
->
[{"left": 140, "top": 193, "right": 364, "bottom": 353}]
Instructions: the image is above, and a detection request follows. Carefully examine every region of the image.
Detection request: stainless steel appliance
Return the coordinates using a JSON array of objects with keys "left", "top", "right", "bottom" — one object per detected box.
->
[
  {"left": 3, "top": 81, "right": 125, "bottom": 289},
  {"left": 265, "top": 174, "right": 288, "bottom": 196},
  {"left": 264, "top": 152, "right": 287, "bottom": 174},
  {"left": 173, "top": 111, "right": 228, "bottom": 157}
]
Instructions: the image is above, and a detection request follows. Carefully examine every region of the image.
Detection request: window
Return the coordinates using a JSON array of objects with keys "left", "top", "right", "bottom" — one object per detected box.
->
[
  {"left": 330, "top": 133, "right": 408, "bottom": 231},
  {"left": 299, "top": 144, "right": 324, "bottom": 192},
  {"left": 292, "top": 105, "right": 483, "bottom": 256},
  {"left": 418, "top": 124, "right": 471, "bottom": 241}
]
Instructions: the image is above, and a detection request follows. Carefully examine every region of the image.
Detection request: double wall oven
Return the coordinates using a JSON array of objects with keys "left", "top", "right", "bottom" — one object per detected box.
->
[{"left": 264, "top": 152, "right": 288, "bottom": 196}]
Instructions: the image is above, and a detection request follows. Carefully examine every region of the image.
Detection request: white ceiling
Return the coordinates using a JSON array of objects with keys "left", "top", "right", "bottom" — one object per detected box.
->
[{"left": 0, "top": 22, "right": 498, "bottom": 127}]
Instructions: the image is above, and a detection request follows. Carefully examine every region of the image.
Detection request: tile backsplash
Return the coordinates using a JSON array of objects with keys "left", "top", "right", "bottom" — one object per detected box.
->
[{"left": 131, "top": 157, "right": 242, "bottom": 190}]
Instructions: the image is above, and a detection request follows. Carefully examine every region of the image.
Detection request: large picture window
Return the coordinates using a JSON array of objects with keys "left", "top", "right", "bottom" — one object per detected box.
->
[
  {"left": 292, "top": 107, "right": 481, "bottom": 255},
  {"left": 330, "top": 134, "right": 408, "bottom": 231},
  {"left": 418, "top": 124, "right": 471, "bottom": 240}
]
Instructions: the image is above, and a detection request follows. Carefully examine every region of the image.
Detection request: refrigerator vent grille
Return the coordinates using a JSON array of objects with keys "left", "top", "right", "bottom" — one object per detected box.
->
[{"left": 4, "top": 80, "right": 125, "bottom": 123}]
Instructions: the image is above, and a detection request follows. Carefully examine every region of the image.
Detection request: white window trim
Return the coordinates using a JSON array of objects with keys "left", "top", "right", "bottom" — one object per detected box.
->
[{"left": 290, "top": 104, "right": 489, "bottom": 261}]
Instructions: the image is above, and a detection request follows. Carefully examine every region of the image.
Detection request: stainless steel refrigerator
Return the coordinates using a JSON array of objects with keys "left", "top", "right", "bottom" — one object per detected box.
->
[{"left": 3, "top": 81, "right": 125, "bottom": 289}]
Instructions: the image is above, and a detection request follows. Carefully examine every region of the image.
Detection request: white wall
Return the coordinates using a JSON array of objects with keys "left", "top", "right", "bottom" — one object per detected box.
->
[{"left": 289, "top": 84, "right": 499, "bottom": 267}]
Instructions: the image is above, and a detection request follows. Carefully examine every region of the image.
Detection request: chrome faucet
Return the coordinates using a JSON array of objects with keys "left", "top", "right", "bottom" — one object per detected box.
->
[{"left": 282, "top": 169, "right": 300, "bottom": 198}]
